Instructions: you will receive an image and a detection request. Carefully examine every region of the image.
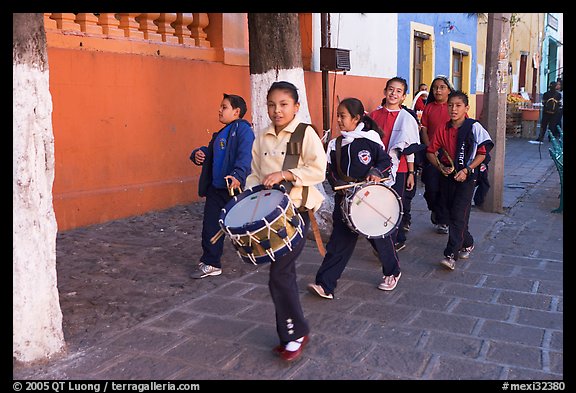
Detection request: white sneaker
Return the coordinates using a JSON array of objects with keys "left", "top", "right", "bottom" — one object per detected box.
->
[
  {"left": 307, "top": 283, "right": 334, "bottom": 299},
  {"left": 190, "top": 262, "right": 222, "bottom": 279},
  {"left": 440, "top": 256, "right": 456, "bottom": 270},
  {"left": 378, "top": 272, "right": 401, "bottom": 291},
  {"left": 458, "top": 245, "right": 475, "bottom": 259},
  {"left": 436, "top": 224, "right": 449, "bottom": 234}
]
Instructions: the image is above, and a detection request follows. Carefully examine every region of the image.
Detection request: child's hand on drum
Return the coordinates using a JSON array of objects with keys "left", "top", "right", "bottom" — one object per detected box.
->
[{"left": 263, "top": 171, "right": 290, "bottom": 188}]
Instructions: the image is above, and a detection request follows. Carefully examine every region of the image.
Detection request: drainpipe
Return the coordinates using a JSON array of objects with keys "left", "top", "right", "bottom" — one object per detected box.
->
[{"left": 321, "top": 13, "right": 330, "bottom": 147}]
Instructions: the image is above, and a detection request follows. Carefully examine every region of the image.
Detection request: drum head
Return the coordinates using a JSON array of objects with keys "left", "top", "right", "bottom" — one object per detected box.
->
[
  {"left": 347, "top": 183, "right": 402, "bottom": 238},
  {"left": 224, "top": 188, "right": 286, "bottom": 227}
]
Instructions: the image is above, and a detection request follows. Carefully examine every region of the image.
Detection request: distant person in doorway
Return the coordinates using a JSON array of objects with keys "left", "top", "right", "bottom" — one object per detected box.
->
[{"left": 535, "top": 81, "right": 562, "bottom": 142}]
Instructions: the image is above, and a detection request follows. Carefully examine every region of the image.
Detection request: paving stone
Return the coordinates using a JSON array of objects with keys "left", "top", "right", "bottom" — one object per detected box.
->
[
  {"left": 362, "top": 324, "right": 424, "bottom": 348},
  {"left": 410, "top": 310, "right": 478, "bottom": 335},
  {"left": 452, "top": 299, "right": 512, "bottom": 321},
  {"left": 485, "top": 341, "right": 543, "bottom": 369},
  {"left": 182, "top": 315, "right": 254, "bottom": 339},
  {"left": 483, "top": 276, "right": 536, "bottom": 292},
  {"left": 478, "top": 320, "right": 545, "bottom": 346},
  {"left": 496, "top": 290, "right": 553, "bottom": 310},
  {"left": 549, "top": 331, "right": 563, "bottom": 351},
  {"left": 423, "top": 331, "right": 483, "bottom": 358},
  {"left": 92, "top": 354, "right": 189, "bottom": 380},
  {"left": 548, "top": 351, "right": 563, "bottom": 374},
  {"left": 289, "top": 359, "right": 383, "bottom": 380},
  {"left": 515, "top": 309, "right": 563, "bottom": 330},
  {"left": 504, "top": 367, "right": 563, "bottom": 381},
  {"left": 427, "top": 355, "right": 503, "bottom": 379},
  {"left": 361, "top": 344, "right": 432, "bottom": 378},
  {"left": 441, "top": 283, "right": 497, "bottom": 302}
]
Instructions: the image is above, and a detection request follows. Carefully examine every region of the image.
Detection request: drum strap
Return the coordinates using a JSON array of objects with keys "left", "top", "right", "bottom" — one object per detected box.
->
[
  {"left": 282, "top": 123, "right": 326, "bottom": 257},
  {"left": 308, "top": 209, "right": 326, "bottom": 256},
  {"left": 335, "top": 136, "right": 357, "bottom": 183}
]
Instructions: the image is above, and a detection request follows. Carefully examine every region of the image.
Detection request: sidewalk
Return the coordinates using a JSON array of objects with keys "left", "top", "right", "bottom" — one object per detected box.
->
[{"left": 13, "top": 137, "right": 563, "bottom": 381}]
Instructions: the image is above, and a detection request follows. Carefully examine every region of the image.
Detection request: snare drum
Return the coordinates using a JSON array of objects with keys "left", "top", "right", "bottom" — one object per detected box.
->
[
  {"left": 218, "top": 184, "right": 304, "bottom": 265},
  {"left": 341, "top": 182, "right": 403, "bottom": 239}
]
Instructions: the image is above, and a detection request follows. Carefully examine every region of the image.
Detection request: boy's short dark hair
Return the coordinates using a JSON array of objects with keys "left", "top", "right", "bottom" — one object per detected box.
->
[
  {"left": 448, "top": 90, "right": 469, "bottom": 106},
  {"left": 223, "top": 93, "right": 247, "bottom": 118}
]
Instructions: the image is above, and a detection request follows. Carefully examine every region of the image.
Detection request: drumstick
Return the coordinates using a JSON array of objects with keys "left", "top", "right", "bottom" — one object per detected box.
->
[
  {"left": 225, "top": 177, "right": 243, "bottom": 196},
  {"left": 353, "top": 193, "right": 395, "bottom": 225},
  {"left": 249, "top": 187, "right": 264, "bottom": 223},
  {"left": 334, "top": 181, "right": 366, "bottom": 191},
  {"left": 334, "top": 178, "right": 390, "bottom": 191},
  {"left": 225, "top": 177, "right": 235, "bottom": 196},
  {"left": 210, "top": 229, "right": 225, "bottom": 244}
]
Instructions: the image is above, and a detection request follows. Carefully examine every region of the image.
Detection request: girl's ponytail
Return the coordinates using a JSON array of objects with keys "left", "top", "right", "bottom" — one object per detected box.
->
[{"left": 361, "top": 114, "right": 383, "bottom": 138}]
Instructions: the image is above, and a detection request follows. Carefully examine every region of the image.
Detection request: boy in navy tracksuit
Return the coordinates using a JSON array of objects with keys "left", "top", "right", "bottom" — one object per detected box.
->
[
  {"left": 426, "top": 91, "right": 493, "bottom": 270},
  {"left": 189, "top": 94, "right": 255, "bottom": 279},
  {"left": 307, "top": 98, "right": 400, "bottom": 300}
]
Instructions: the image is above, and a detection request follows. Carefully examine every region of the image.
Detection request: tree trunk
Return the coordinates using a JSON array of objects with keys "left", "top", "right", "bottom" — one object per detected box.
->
[
  {"left": 247, "top": 13, "right": 333, "bottom": 238},
  {"left": 13, "top": 13, "right": 66, "bottom": 363}
]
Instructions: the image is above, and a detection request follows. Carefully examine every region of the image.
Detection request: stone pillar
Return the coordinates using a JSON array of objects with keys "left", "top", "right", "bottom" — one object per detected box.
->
[
  {"left": 190, "top": 13, "right": 210, "bottom": 47},
  {"left": 156, "top": 13, "right": 179, "bottom": 44},
  {"left": 51, "top": 13, "right": 81, "bottom": 31},
  {"left": 137, "top": 13, "right": 162, "bottom": 41},
  {"left": 479, "top": 13, "right": 512, "bottom": 214},
  {"left": 118, "top": 13, "right": 145, "bottom": 39},
  {"left": 173, "top": 13, "right": 194, "bottom": 45},
  {"left": 75, "top": 13, "right": 104, "bottom": 35},
  {"left": 98, "top": 13, "right": 125, "bottom": 37}
]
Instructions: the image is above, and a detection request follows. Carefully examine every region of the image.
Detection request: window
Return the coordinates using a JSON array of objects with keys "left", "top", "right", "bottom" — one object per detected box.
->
[
  {"left": 413, "top": 37, "right": 424, "bottom": 94},
  {"left": 451, "top": 49, "right": 468, "bottom": 91}
]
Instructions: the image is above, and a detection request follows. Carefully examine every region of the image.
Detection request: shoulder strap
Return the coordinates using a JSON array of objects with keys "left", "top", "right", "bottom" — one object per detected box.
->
[
  {"left": 335, "top": 136, "right": 357, "bottom": 182},
  {"left": 282, "top": 122, "right": 307, "bottom": 171},
  {"left": 282, "top": 122, "right": 310, "bottom": 206}
]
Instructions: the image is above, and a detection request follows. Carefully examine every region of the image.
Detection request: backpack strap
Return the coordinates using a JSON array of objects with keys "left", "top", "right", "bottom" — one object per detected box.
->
[
  {"left": 282, "top": 122, "right": 326, "bottom": 257},
  {"left": 282, "top": 122, "right": 309, "bottom": 205},
  {"left": 335, "top": 136, "right": 358, "bottom": 183}
]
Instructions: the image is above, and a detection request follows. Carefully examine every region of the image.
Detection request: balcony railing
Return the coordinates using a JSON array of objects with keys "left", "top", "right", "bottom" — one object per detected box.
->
[
  {"left": 46, "top": 13, "right": 210, "bottom": 45},
  {"left": 43, "top": 13, "right": 226, "bottom": 62}
]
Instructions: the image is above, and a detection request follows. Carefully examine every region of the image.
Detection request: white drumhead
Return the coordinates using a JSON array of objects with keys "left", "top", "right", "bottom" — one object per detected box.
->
[
  {"left": 348, "top": 184, "right": 401, "bottom": 237},
  {"left": 224, "top": 188, "right": 286, "bottom": 227}
]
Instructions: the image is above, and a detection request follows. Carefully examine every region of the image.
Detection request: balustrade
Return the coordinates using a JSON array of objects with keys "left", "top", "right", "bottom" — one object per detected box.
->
[{"left": 46, "top": 13, "right": 212, "bottom": 47}]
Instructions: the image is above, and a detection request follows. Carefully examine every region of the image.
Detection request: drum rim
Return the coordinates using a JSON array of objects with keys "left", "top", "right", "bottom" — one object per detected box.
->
[
  {"left": 343, "top": 182, "right": 403, "bottom": 238},
  {"left": 237, "top": 227, "right": 305, "bottom": 264},
  {"left": 220, "top": 184, "right": 291, "bottom": 234}
]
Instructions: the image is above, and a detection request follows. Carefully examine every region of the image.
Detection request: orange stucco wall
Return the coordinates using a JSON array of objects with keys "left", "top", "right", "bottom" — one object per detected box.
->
[
  {"left": 48, "top": 47, "right": 388, "bottom": 231},
  {"left": 49, "top": 48, "right": 253, "bottom": 231}
]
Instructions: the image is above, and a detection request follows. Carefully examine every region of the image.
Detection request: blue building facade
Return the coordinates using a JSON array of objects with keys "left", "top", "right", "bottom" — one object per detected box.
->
[{"left": 397, "top": 13, "right": 478, "bottom": 95}]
